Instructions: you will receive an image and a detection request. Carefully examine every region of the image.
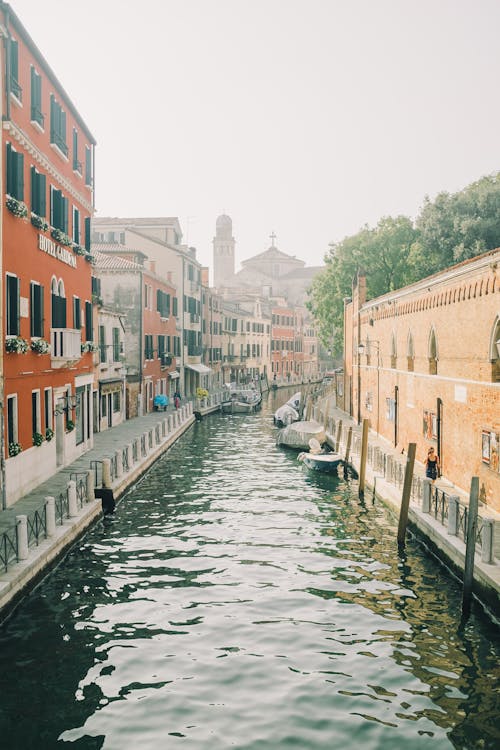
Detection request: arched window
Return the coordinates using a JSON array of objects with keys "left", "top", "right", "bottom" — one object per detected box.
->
[
  {"left": 407, "top": 332, "right": 414, "bottom": 372},
  {"left": 51, "top": 277, "right": 66, "bottom": 328},
  {"left": 390, "top": 332, "right": 397, "bottom": 368},
  {"left": 490, "top": 316, "right": 500, "bottom": 383},
  {"left": 428, "top": 328, "right": 438, "bottom": 375}
]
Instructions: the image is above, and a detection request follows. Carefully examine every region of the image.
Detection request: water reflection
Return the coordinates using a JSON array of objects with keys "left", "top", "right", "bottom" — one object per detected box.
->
[{"left": 0, "top": 395, "right": 499, "bottom": 750}]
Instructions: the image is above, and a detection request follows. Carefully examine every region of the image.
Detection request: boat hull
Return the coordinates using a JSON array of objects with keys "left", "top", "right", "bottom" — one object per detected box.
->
[
  {"left": 300, "top": 453, "right": 343, "bottom": 473},
  {"left": 221, "top": 397, "right": 262, "bottom": 414}
]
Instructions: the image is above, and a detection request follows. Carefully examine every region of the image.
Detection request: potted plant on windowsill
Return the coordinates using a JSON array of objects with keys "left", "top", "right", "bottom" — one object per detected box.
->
[
  {"left": 5, "top": 336, "right": 29, "bottom": 353},
  {"left": 84, "top": 253, "right": 95, "bottom": 264},
  {"left": 51, "top": 227, "right": 71, "bottom": 246},
  {"left": 45, "top": 427, "right": 54, "bottom": 442},
  {"left": 6, "top": 195, "right": 28, "bottom": 218},
  {"left": 8, "top": 442, "right": 22, "bottom": 457},
  {"left": 73, "top": 244, "right": 86, "bottom": 256},
  {"left": 31, "top": 338, "right": 50, "bottom": 354},
  {"left": 33, "top": 432, "right": 45, "bottom": 447},
  {"left": 66, "top": 420, "right": 75, "bottom": 432},
  {"left": 81, "top": 341, "right": 99, "bottom": 353},
  {"left": 31, "top": 213, "right": 49, "bottom": 231}
]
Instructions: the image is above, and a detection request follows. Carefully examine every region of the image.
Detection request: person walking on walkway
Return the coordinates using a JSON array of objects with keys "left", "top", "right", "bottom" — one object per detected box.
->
[
  {"left": 424, "top": 446, "right": 440, "bottom": 483},
  {"left": 174, "top": 390, "right": 181, "bottom": 410}
]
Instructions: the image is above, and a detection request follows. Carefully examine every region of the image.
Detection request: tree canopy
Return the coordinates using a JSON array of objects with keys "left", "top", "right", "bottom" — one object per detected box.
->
[{"left": 308, "top": 172, "right": 500, "bottom": 355}]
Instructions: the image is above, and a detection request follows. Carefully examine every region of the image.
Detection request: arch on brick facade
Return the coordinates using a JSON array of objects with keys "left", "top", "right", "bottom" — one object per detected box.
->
[
  {"left": 428, "top": 328, "right": 438, "bottom": 375},
  {"left": 490, "top": 316, "right": 500, "bottom": 383},
  {"left": 407, "top": 331, "right": 414, "bottom": 371}
]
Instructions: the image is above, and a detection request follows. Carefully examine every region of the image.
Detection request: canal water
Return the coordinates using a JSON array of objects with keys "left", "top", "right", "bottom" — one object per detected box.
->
[{"left": 0, "top": 394, "right": 499, "bottom": 750}]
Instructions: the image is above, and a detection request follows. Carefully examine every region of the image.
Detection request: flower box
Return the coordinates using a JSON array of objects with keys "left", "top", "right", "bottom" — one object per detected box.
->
[
  {"left": 33, "top": 432, "right": 45, "bottom": 447},
  {"left": 31, "top": 213, "right": 49, "bottom": 231},
  {"left": 6, "top": 196, "right": 28, "bottom": 218},
  {"left": 6, "top": 336, "right": 29, "bottom": 354},
  {"left": 51, "top": 228, "right": 71, "bottom": 246},
  {"left": 8, "top": 442, "right": 22, "bottom": 457},
  {"left": 73, "top": 244, "right": 86, "bottom": 256},
  {"left": 31, "top": 338, "right": 50, "bottom": 354}
]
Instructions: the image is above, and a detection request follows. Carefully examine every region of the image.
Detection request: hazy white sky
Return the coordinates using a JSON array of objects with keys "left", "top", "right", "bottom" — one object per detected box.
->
[{"left": 11, "top": 0, "right": 500, "bottom": 275}]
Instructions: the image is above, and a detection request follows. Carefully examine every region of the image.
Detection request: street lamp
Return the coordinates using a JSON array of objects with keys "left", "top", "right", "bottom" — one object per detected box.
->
[{"left": 358, "top": 340, "right": 381, "bottom": 436}]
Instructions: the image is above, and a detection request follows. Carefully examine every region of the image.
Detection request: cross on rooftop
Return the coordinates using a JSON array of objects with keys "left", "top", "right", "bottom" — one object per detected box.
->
[{"left": 270, "top": 231, "right": 277, "bottom": 247}]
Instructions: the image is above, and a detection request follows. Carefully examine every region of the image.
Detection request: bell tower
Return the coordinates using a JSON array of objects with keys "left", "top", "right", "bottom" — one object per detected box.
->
[{"left": 213, "top": 214, "right": 235, "bottom": 288}]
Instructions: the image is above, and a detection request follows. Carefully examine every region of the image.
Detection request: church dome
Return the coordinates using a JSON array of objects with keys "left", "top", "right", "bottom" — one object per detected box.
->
[{"left": 216, "top": 214, "right": 232, "bottom": 228}]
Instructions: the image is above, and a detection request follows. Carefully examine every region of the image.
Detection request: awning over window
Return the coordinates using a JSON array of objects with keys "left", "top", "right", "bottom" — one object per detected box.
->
[
  {"left": 169, "top": 371, "right": 180, "bottom": 379},
  {"left": 185, "top": 364, "right": 212, "bottom": 374}
]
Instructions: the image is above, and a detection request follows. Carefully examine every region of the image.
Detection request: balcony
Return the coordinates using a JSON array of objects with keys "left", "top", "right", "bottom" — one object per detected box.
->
[{"left": 51, "top": 328, "right": 81, "bottom": 367}]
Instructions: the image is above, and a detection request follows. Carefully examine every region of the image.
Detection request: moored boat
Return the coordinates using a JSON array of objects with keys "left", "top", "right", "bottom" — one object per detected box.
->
[
  {"left": 298, "top": 439, "right": 343, "bottom": 473},
  {"left": 276, "top": 420, "right": 326, "bottom": 450},
  {"left": 273, "top": 392, "right": 302, "bottom": 427},
  {"left": 221, "top": 386, "right": 262, "bottom": 414}
]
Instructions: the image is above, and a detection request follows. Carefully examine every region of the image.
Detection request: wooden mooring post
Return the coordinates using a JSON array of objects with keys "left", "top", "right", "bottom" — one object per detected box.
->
[
  {"left": 358, "top": 419, "right": 369, "bottom": 498},
  {"left": 397, "top": 443, "right": 416, "bottom": 548},
  {"left": 344, "top": 426, "right": 352, "bottom": 464},
  {"left": 462, "top": 476, "right": 479, "bottom": 619},
  {"left": 335, "top": 420, "right": 343, "bottom": 453}
]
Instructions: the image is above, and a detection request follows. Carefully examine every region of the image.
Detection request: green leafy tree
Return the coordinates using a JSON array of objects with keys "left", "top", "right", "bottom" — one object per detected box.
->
[
  {"left": 308, "top": 217, "right": 418, "bottom": 354},
  {"left": 415, "top": 172, "right": 500, "bottom": 273}
]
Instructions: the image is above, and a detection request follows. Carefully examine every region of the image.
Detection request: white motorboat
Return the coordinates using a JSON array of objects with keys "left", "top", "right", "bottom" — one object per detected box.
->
[
  {"left": 276, "top": 420, "right": 326, "bottom": 450},
  {"left": 298, "top": 439, "right": 343, "bottom": 474},
  {"left": 273, "top": 391, "right": 302, "bottom": 427},
  {"left": 221, "top": 386, "right": 262, "bottom": 414}
]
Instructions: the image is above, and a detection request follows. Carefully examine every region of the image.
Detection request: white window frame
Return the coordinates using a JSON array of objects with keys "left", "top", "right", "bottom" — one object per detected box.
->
[
  {"left": 44, "top": 387, "right": 53, "bottom": 432},
  {"left": 32, "top": 389, "right": 41, "bottom": 435},
  {"left": 7, "top": 394, "right": 19, "bottom": 445}
]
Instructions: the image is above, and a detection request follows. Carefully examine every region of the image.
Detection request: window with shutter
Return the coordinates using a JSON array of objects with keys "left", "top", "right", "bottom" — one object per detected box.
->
[
  {"left": 73, "top": 297, "right": 81, "bottom": 329},
  {"left": 113, "top": 328, "right": 120, "bottom": 361},
  {"left": 73, "top": 207, "right": 80, "bottom": 244},
  {"left": 6, "top": 275, "right": 20, "bottom": 336},
  {"left": 50, "top": 95, "right": 68, "bottom": 157},
  {"left": 30, "top": 282, "right": 44, "bottom": 338},
  {"left": 85, "top": 146, "right": 92, "bottom": 186},
  {"left": 10, "top": 38, "right": 21, "bottom": 101},
  {"left": 6, "top": 143, "right": 24, "bottom": 201},
  {"left": 85, "top": 301, "right": 93, "bottom": 341},
  {"left": 31, "top": 168, "right": 46, "bottom": 217},
  {"left": 84, "top": 217, "right": 91, "bottom": 252},
  {"left": 30, "top": 67, "right": 43, "bottom": 127}
]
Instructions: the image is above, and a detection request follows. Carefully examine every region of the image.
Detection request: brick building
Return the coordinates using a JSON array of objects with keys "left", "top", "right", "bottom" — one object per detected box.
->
[
  {"left": 344, "top": 248, "right": 500, "bottom": 512},
  {"left": 1, "top": 3, "right": 96, "bottom": 506},
  {"left": 92, "top": 248, "right": 179, "bottom": 418}
]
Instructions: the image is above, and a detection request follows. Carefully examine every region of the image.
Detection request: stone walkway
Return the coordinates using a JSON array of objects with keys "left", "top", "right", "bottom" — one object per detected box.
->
[{"left": 0, "top": 407, "right": 185, "bottom": 533}]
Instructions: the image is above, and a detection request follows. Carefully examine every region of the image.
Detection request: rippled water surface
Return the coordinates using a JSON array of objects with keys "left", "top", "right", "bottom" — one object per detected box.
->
[{"left": 0, "top": 395, "right": 499, "bottom": 749}]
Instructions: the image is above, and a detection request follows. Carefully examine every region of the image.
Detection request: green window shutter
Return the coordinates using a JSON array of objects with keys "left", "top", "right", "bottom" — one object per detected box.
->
[
  {"left": 7, "top": 275, "right": 20, "bottom": 336},
  {"left": 38, "top": 173, "right": 46, "bottom": 217},
  {"left": 31, "top": 166, "right": 38, "bottom": 213},
  {"left": 6, "top": 143, "right": 13, "bottom": 195},
  {"left": 84, "top": 217, "right": 91, "bottom": 251},
  {"left": 15, "top": 150, "right": 24, "bottom": 201},
  {"left": 73, "top": 129, "right": 78, "bottom": 170},
  {"left": 85, "top": 146, "right": 92, "bottom": 186},
  {"left": 10, "top": 39, "right": 19, "bottom": 82},
  {"left": 62, "top": 196, "right": 68, "bottom": 233},
  {"left": 172, "top": 297, "right": 178, "bottom": 316},
  {"left": 85, "top": 301, "right": 93, "bottom": 341},
  {"left": 73, "top": 208, "right": 80, "bottom": 244}
]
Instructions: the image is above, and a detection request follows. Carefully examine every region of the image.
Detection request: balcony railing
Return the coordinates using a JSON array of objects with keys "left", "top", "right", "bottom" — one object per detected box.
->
[
  {"left": 31, "top": 105, "right": 44, "bottom": 128},
  {"left": 50, "top": 130, "right": 69, "bottom": 158},
  {"left": 51, "top": 328, "right": 81, "bottom": 364}
]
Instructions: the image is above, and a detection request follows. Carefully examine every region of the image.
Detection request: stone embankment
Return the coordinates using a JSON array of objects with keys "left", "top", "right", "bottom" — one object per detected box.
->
[
  {"left": 312, "top": 393, "right": 500, "bottom": 620},
  {"left": 0, "top": 402, "right": 197, "bottom": 618}
]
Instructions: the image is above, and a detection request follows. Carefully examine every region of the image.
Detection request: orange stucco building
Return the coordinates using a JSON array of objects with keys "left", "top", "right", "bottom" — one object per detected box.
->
[
  {"left": 1, "top": 3, "right": 96, "bottom": 505},
  {"left": 344, "top": 249, "right": 500, "bottom": 512}
]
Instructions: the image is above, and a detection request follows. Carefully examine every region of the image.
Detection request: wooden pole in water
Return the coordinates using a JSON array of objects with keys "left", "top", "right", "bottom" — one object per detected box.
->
[
  {"left": 335, "top": 419, "right": 343, "bottom": 453},
  {"left": 397, "top": 443, "right": 416, "bottom": 548},
  {"left": 323, "top": 398, "right": 331, "bottom": 432},
  {"left": 358, "top": 419, "right": 369, "bottom": 498},
  {"left": 344, "top": 426, "right": 352, "bottom": 464},
  {"left": 462, "top": 476, "right": 479, "bottom": 618}
]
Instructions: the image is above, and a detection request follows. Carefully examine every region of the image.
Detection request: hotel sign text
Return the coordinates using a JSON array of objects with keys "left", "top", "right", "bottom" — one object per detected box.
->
[{"left": 38, "top": 234, "right": 77, "bottom": 268}]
